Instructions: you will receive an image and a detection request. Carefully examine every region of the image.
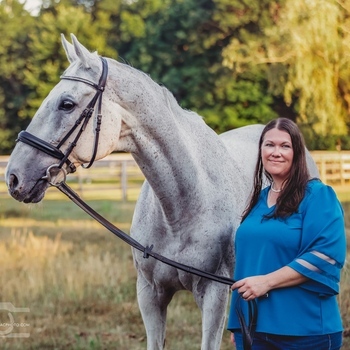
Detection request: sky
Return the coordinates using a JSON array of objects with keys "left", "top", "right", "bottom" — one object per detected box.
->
[{"left": 20, "top": 0, "right": 42, "bottom": 15}]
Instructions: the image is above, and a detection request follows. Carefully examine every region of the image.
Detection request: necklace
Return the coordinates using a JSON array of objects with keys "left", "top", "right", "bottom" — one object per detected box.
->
[{"left": 270, "top": 183, "right": 282, "bottom": 193}]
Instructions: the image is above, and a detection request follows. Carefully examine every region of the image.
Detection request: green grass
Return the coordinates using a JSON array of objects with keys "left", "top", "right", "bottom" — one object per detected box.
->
[{"left": 0, "top": 185, "right": 349, "bottom": 349}]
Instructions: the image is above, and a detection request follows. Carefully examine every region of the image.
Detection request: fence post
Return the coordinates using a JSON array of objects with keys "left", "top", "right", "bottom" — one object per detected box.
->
[
  {"left": 320, "top": 158, "right": 327, "bottom": 184},
  {"left": 121, "top": 160, "right": 128, "bottom": 201},
  {"left": 340, "top": 155, "right": 345, "bottom": 186},
  {"left": 77, "top": 167, "right": 84, "bottom": 196}
]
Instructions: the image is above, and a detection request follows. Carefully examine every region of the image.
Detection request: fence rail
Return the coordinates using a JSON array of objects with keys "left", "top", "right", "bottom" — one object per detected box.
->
[
  {"left": 311, "top": 151, "right": 350, "bottom": 186},
  {"left": 0, "top": 151, "right": 349, "bottom": 200}
]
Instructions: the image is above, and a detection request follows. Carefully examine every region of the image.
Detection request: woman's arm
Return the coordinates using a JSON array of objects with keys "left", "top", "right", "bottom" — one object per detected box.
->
[{"left": 231, "top": 266, "right": 308, "bottom": 301}]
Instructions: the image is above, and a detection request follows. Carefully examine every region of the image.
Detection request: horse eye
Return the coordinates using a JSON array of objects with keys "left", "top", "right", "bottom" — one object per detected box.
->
[{"left": 59, "top": 100, "right": 75, "bottom": 111}]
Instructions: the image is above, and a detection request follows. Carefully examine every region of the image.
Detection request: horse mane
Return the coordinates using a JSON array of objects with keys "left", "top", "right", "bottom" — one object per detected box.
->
[
  {"left": 160, "top": 85, "right": 203, "bottom": 123},
  {"left": 112, "top": 58, "right": 204, "bottom": 124}
]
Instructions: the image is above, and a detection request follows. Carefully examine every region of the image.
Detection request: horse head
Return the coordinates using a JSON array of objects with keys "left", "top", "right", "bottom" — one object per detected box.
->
[{"left": 6, "top": 34, "right": 125, "bottom": 203}]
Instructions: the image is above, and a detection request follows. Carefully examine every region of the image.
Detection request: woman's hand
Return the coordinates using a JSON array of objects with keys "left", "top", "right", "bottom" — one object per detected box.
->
[
  {"left": 231, "top": 275, "right": 270, "bottom": 301},
  {"left": 230, "top": 332, "right": 235, "bottom": 345},
  {"left": 231, "top": 266, "right": 308, "bottom": 300}
]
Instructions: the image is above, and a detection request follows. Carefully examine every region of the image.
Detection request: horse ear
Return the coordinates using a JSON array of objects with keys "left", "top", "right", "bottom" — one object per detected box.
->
[
  {"left": 61, "top": 33, "right": 78, "bottom": 64},
  {"left": 70, "top": 34, "right": 92, "bottom": 69}
]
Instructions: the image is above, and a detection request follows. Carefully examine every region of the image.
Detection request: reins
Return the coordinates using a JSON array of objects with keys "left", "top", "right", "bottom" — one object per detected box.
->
[
  {"left": 16, "top": 56, "right": 257, "bottom": 350},
  {"left": 58, "top": 181, "right": 236, "bottom": 285}
]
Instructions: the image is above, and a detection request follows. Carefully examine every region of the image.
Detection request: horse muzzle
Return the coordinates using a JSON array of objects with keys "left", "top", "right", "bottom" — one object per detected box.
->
[{"left": 7, "top": 172, "right": 49, "bottom": 203}]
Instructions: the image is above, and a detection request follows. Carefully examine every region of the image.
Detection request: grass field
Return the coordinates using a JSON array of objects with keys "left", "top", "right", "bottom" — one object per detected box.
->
[{"left": 0, "top": 186, "right": 349, "bottom": 349}]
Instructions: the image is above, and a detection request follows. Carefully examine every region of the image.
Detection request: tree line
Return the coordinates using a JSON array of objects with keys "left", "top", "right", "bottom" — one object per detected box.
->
[{"left": 1, "top": 0, "right": 349, "bottom": 154}]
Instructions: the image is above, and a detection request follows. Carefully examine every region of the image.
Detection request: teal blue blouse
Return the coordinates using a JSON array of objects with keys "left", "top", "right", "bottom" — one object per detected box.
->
[{"left": 227, "top": 179, "right": 346, "bottom": 335}]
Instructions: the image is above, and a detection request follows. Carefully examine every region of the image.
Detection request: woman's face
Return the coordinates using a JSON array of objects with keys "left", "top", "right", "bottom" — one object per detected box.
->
[{"left": 261, "top": 127, "right": 294, "bottom": 183}]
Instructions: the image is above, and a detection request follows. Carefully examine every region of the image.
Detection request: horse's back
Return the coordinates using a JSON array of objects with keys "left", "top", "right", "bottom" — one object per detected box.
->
[{"left": 219, "top": 124, "right": 264, "bottom": 185}]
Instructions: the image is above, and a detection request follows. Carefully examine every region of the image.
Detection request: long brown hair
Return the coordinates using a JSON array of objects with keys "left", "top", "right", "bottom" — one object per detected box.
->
[{"left": 241, "top": 118, "right": 310, "bottom": 222}]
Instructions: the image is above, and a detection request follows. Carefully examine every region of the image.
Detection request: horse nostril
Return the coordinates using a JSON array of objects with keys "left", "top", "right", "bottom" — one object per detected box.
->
[{"left": 8, "top": 174, "right": 19, "bottom": 193}]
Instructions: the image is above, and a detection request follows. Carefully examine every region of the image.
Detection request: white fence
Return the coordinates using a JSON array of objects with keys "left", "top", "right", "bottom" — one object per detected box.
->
[
  {"left": 1, "top": 151, "right": 349, "bottom": 200},
  {"left": 311, "top": 151, "right": 350, "bottom": 186}
]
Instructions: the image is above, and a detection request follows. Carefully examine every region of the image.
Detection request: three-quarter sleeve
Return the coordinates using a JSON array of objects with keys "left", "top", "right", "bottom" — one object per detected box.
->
[{"left": 288, "top": 182, "right": 346, "bottom": 295}]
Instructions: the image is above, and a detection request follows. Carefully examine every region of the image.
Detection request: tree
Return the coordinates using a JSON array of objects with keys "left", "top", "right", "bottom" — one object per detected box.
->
[
  {"left": 108, "top": 0, "right": 278, "bottom": 132},
  {"left": 0, "top": 0, "right": 35, "bottom": 154},
  {"left": 223, "top": 0, "right": 350, "bottom": 141}
]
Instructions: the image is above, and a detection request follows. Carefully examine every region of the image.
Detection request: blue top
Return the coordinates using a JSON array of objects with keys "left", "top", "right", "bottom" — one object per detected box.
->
[{"left": 227, "top": 179, "right": 346, "bottom": 335}]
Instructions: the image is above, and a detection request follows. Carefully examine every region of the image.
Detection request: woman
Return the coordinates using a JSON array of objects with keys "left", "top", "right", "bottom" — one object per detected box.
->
[{"left": 227, "top": 118, "right": 346, "bottom": 350}]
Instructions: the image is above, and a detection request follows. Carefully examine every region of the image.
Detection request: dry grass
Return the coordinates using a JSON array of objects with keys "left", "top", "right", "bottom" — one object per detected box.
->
[{"left": 0, "top": 229, "right": 141, "bottom": 349}]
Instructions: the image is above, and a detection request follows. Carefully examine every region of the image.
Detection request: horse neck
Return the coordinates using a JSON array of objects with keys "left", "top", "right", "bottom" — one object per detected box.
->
[{"left": 108, "top": 62, "right": 239, "bottom": 222}]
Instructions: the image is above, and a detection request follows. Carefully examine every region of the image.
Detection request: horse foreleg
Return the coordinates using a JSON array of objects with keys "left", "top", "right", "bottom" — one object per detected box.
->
[
  {"left": 194, "top": 281, "right": 230, "bottom": 350},
  {"left": 136, "top": 273, "right": 175, "bottom": 350}
]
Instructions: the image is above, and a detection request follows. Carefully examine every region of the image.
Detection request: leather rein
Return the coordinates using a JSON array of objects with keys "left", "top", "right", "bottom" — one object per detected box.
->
[{"left": 15, "top": 56, "right": 257, "bottom": 350}]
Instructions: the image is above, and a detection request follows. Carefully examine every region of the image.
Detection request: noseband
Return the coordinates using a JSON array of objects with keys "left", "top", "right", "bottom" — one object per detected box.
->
[{"left": 16, "top": 56, "right": 108, "bottom": 184}]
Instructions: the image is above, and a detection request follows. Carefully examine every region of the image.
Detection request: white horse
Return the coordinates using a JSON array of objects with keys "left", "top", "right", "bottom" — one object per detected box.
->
[{"left": 5, "top": 34, "right": 319, "bottom": 349}]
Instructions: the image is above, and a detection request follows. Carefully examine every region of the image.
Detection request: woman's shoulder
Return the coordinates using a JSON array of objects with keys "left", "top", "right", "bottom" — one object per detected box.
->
[
  {"left": 304, "top": 178, "right": 339, "bottom": 202},
  {"left": 306, "top": 178, "right": 324, "bottom": 191}
]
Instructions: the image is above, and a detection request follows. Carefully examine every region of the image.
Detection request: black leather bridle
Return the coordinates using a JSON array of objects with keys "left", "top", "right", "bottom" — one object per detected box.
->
[
  {"left": 15, "top": 55, "right": 258, "bottom": 350},
  {"left": 17, "top": 56, "right": 109, "bottom": 183}
]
